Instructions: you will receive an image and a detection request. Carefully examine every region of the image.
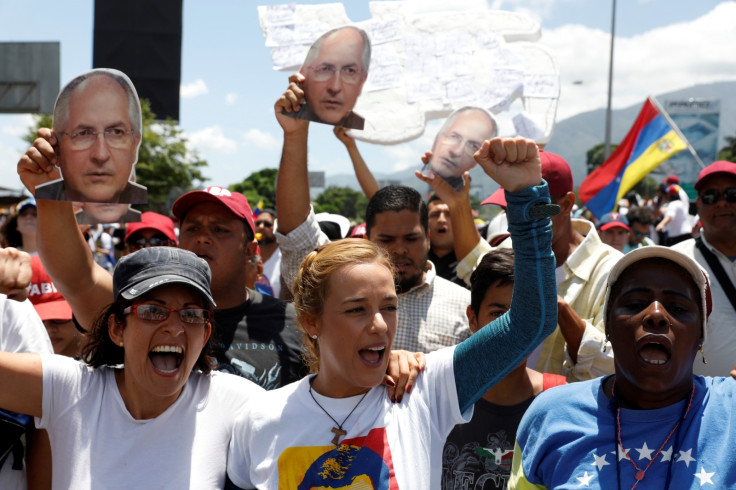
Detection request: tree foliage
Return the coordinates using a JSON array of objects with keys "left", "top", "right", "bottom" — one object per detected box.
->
[
  {"left": 314, "top": 186, "right": 369, "bottom": 222},
  {"left": 24, "top": 99, "right": 208, "bottom": 214},
  {"left": 229, "top": 168, "right": 278, "bottom": 209},
  {"left": 134, "top": 99, "right": 208, "bottom": 213},
  {"left": 585, "top": 142, "right": 619, "bottom": 175},
  {"left": 718, "top": 135, "right": 736, "bottom": 162}
]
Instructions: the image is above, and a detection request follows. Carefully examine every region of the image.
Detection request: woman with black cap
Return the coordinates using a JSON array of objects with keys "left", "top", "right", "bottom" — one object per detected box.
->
[
  {"left": 0, "top": 247, "right": 263, "bottom": 489},
  {"left": 511, "top": 246, "right": 736, "bottom": 489}
]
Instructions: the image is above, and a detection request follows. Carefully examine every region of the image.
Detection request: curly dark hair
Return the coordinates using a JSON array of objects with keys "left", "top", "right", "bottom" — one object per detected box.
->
[{"left": 0, "top": 214, "right": 22, "bottom": 248}]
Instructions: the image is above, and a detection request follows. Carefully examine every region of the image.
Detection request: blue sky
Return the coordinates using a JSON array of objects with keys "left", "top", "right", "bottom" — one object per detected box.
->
[{"left": 1, "top": 0, "right": 734, "bottom": 194}]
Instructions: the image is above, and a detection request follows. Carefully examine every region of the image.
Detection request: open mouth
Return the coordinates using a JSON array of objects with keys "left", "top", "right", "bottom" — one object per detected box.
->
[
  {"left": 638, "top": 341, "right": 671, "bottom": 366},
  {"left": 149, "top": 345, "right": 184, "bottom": 374},
  {"left": 359, "top": 346, "right": 386, "bottom": 365}
]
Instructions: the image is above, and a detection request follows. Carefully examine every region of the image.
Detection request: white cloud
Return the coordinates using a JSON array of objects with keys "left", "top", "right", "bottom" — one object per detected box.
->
[
  {"left": 180, "top": 79, "right": 208, "bottom": 99},
  {"left": 543, "top": 2, "right": 736, "bottom": 121},
  {"left": 242, "top": 129, "right": 280, "bottom": 150},
  {"left": 380, "top": 121, "right": 439, "bottom": 172},
  {"left": 225, "top": 93, "right": 239, "bottom": 105},
  {"left": 1, "top": 115, "right": 35, "bottom": 137},
  {"left": 186, "top": 125, "right": 237, "bottom": 154}
]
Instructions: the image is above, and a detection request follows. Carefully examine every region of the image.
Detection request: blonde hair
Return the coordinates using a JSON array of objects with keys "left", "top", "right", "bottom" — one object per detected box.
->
[{"left": 293, "top": 239, "right": 394, "bottom": 373}]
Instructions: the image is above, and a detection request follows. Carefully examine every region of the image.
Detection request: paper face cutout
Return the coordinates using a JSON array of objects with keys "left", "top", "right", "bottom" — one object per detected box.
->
[
  {"left": 35, "top": 68, "right": 147, "bottom": 205},
  {"left": 283, "top": 26, "right": 370, "bottom": 130}
]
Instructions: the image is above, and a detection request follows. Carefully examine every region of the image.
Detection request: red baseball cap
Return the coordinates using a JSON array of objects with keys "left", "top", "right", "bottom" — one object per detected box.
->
[
  {"left": 125, "top": 211, "right": 177, "bottom": 243},
  {"left": 172, "top": 186, "right": 255, "bottom": 235},
  {"left": 28, "top": 255, "right": 73, "bottom": 321},
  {"left": 481, "top": 187, "right": 507, "bottom": 207},
  {"left": 597, "top": 212, "right": 630, "bottom": 232},
  {"left": 540, "top": 150, "right": 574, "bottom": 197},
  {"left": 694, "top": 160, "right": 736, "bottom": 191},
  {"left": 665, "top": 174, "right": 680, "bottom": 185}
]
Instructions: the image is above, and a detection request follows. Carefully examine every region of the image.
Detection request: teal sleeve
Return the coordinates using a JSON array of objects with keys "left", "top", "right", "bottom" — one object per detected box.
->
[{"left": 453, "top": 181, "right": 557, "bottom": 412}]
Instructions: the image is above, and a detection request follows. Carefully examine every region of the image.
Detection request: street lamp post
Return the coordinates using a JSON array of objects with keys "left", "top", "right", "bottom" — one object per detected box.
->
[{"left": 604, "top": 0, "right": 616, "bottom": 159}]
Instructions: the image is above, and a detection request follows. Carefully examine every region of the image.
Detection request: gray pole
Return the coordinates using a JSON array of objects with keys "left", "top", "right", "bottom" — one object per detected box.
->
[{"left": 604, "top": 0, "right": 616, "bottom": 159}]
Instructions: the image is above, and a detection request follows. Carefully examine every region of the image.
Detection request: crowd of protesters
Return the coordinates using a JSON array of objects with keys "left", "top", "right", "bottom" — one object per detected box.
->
[{"left": 1, "top": 49, "right": 736, "bottom": 490}]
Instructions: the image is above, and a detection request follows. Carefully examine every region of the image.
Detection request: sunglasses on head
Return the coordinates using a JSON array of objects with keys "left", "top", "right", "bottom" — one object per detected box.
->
[{"left": 699, "top": 188, "right": 736, "bottom": 205}]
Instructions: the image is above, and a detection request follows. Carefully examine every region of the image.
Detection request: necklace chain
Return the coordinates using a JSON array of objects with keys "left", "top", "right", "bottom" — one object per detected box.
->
[
  {"left": 309, "top": 379, "right": 369, "bottom": 446},
  {"left": 612, "top": 378, "right": 695, "bottom": 490}
]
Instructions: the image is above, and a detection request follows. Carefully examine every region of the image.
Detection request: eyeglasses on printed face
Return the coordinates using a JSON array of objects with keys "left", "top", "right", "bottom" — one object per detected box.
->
[
  {"left": 441, "top": 132, "right": 482, "bottom": 157},
  {"left": 123, "top": 304, "right": 212, "bottom": 325},
  {"left": 125, "top": 234, "right": 173, "bottom": 251},
  {"left": 309, "top": 64, "right": 363, "bottom": 84},
  {"left": 700, "top": 188, "right": 736, "bottom": 205},
  {"left": 62, "top": 127, "right": 135, "bottom": 151}
]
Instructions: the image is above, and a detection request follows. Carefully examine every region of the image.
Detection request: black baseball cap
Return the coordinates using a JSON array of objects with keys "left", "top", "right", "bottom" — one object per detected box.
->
[{"left": 113, "top": 247, "right": 216, "bottom": 308}]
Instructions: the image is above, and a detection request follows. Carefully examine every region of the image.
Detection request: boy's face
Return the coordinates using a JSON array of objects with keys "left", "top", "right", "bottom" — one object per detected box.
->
[{"left": 466, "top": 280, "right": 513, "bottom": 333}]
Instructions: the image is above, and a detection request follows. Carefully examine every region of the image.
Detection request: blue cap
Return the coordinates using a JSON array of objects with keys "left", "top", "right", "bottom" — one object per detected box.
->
[{"left": 17, "top": 197, "right": 36, "bottom": 214}]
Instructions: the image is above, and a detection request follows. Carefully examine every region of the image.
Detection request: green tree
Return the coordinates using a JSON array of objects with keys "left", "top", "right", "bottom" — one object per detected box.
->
[
  {"left": 24, "top": 99, "right": 208, "bottom": 214},
  {"left": 718, "top": 135, "right": 736, "bottom": 162},
  {"left": 585, "top": 142, "right": 619, "bottom": 175},
  {"left": 313, "top": 186, "right": 369, "bottom": 222},
  {"left": 134, "top": 99, "right": 207, "bottom": 213},
  {"left": 229, "top": 168, "right": 278, "bottom": 209}
]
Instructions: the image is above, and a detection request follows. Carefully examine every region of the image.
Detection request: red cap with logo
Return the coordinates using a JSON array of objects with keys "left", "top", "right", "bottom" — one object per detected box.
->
[
  {"left": 171, "top": 186, "right": 256, "bottom": 235},
  {"left": 481, "top": 187, "right": 507, "bottom": 208},
  {"left": 28, "top": 255, "right": 73, "bottom": 321}
]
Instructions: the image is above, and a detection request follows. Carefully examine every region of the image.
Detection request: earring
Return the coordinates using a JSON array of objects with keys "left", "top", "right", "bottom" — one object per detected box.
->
[
  {"left": 119, "top": 341, "right": 124, "bottom": 347},
  {"left": 311, "top": 334, "right": 317, "bottom": 340},
  {"left": 700, "top": 345, "right": 707, "bottom": 364}
]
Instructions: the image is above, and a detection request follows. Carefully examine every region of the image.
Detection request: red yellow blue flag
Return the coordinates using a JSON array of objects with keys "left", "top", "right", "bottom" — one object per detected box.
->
[{"left": 579, "top": 97, "right": 687, "bottom": 218}]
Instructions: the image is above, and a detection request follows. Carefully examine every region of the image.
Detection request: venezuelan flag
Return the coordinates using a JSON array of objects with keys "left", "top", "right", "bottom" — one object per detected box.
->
[{"left": 579, "top": 97, "right": 687, "bottom": 218}]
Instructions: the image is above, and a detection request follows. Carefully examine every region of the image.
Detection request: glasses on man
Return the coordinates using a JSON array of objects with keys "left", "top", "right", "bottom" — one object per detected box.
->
[
  {"left": 62, "top": 127, "right": 135, "bottom": 151},
  {"left": 255, "top": 220, "right": 273, "bottom": 228},
  {"left": 123, "top": 304, "right": 212, "bottom": 325},
  {"left": 125, "top": 234, "right": 174, "bottom": 251},
  {"left": 309, "top": 64, "right": 363, "bottom": 84},
  {"left": 632, "top": 230, "right": 648, "bottom": 239},
  {"left": 441, "top": 132, "right": 482, "bottom": 157},
  {"left": 700, "top": 188, "right": 736, "bottom": 205}
]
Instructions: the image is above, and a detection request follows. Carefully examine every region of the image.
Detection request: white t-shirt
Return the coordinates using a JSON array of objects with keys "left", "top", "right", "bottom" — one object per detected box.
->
[
  {"left": 227, "top": 346, "right": 470, "bottom": 489},
  {"left": 261, "top": 247, "right": 282, "bottom": 298},
  {"left": 37, "top": 355, "right": 263, "bottom": 489},
  {"left": 664, "top": 199, "right": 691, "bottom": 236},
  {"left": 0, "top": 296, "right": 52, "bottom": 490}
]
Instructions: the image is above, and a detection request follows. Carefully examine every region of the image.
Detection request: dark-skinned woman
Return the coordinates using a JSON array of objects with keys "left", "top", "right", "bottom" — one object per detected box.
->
[{"left": 510, "top": 246, "right": 736, "bottom": 489}]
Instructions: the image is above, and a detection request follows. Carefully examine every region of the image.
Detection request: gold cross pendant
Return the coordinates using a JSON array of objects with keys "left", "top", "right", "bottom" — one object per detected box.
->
[{"left": 330, "top": 427, "right": 347, "bottom": 446}]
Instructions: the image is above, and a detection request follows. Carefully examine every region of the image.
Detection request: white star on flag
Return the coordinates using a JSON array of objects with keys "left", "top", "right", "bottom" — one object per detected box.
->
[
  {"left": 694, "top": 466, "right": 715, "bottom": 486},
  {"left": 635, "top": 442, "right": 654, "bottom": 460},
  {"left": 576, "top": 471, "right": 594, "bottom": 487},
  {"left": 677, "top": 448, "right": 696, "bottom": 468},
  {"left": 592, "top": 453, "right": 610, "bottom": 471},
  {"left": 616, "top": 445, "right": 630, "bottom": 462},
  {"left": 660, "top": 447, "right": 674, "bottom": 462}
]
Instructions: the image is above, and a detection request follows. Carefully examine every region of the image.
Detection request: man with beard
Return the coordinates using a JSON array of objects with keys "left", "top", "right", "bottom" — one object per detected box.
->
[
  {"left": 255, "top": 208, "right": 283, "bottom": 299},
  {"left": 275, "top": 75, "right": 470, "bottom": 353}
]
